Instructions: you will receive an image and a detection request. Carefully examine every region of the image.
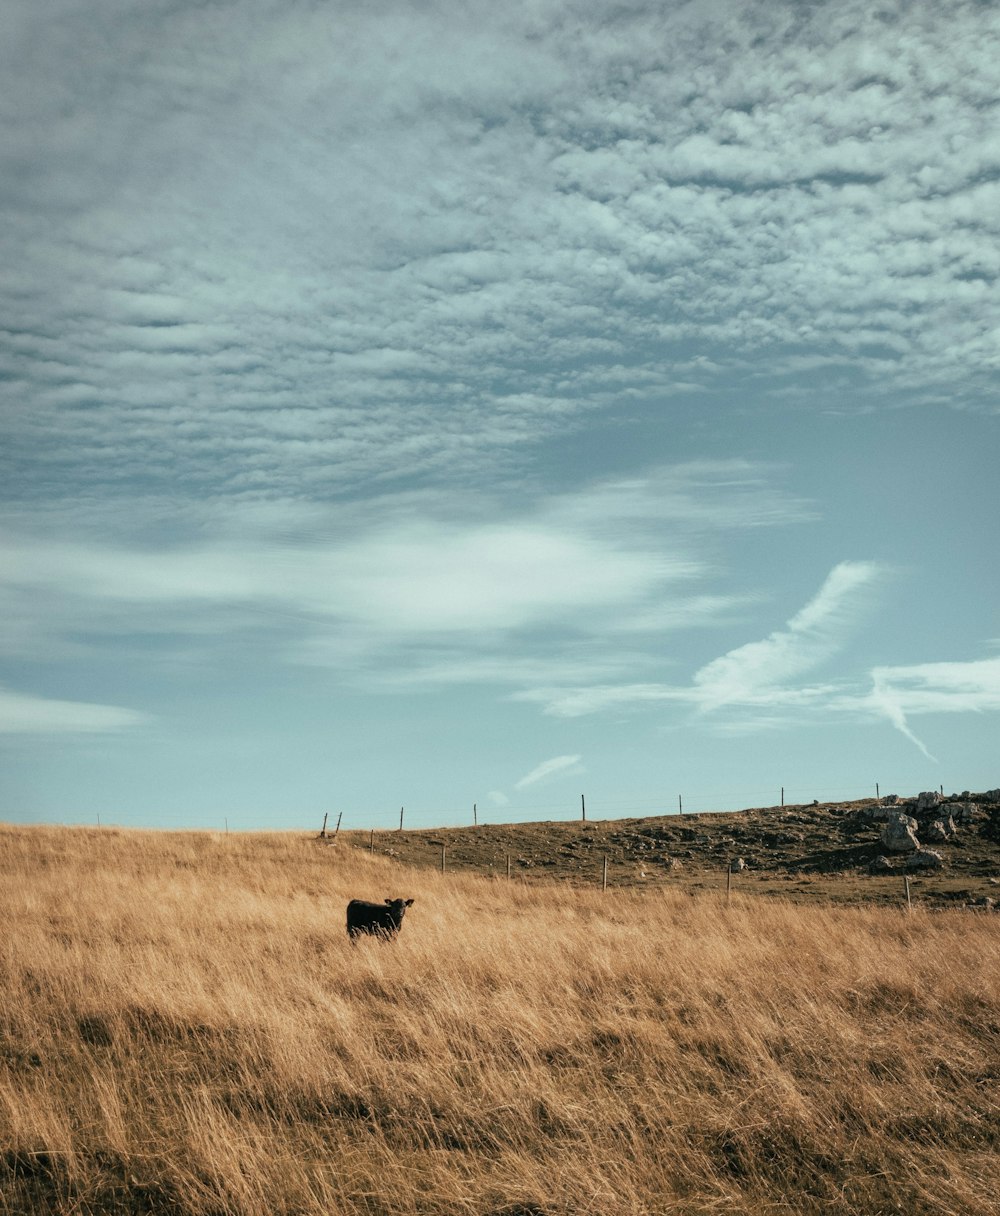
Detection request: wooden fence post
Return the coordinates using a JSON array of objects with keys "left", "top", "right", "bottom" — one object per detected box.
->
[
  {"left": 333, "top": 812, "right": 342, "bottom": 840},
  {"left": 399, "top": 807, "right": 404, "bottom": 831},
  {"left": 726, "top": 866, "right": 733, "bottom": 904},
  {"left": 602, "top": 855, "right": 608, "bottom": 892},
  {"left": 320, "top": 813, "right": 328, "bottom": 838},
  {"left": 581, "top": 794, "right": 586, "bottom": 822},
  {"left": 441, "top": 844, "right": 446, "bottom": 875},
  {"left": 473, "top": 803, "right": 477, "bottom": 827},
  {"left": 678, "top": 795, "right": 683, "bottom": 815},
  {"left": 370, "top": 829, "right": 374, "bottom": 855},
  {"left": 506, "top": 853, "right": 511, "bottom": 880},
  {"left": 904, "top": 875, "right": 912, "bottom": 912}
]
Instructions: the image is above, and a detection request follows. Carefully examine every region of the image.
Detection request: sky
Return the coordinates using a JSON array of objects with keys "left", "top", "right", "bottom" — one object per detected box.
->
[{"left": 1, "top": 0, "right": 998, "bottom": 832}]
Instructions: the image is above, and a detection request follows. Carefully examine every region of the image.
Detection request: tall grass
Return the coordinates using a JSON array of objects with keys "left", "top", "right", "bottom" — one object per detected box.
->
[{"left": 1, "top": 823, "right": 998, "bottom": 1215}]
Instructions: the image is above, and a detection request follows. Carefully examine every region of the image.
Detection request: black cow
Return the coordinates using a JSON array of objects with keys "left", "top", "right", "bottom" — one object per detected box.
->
[{"left": 346, "top": 897, "right": 414, "bottom": 941}]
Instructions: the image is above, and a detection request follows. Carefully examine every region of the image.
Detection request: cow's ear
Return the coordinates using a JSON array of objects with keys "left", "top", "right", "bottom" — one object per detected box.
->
[
  {"left": 384, "top": 898, "right": 393, "bottom": 905},
  {"left": 405, "top": 899, "right": 414, "bottom": 906}
]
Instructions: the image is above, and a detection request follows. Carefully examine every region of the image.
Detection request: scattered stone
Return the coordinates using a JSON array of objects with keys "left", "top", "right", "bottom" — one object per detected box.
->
[
  {"left": 883, "top": 794, "right": 900, "bottom": 806},
  {"left": 730, "top": 857, "right": 747, "bottom": 872},
  {"left": 881, "top": 813, "right": 921, "bottom": 853},
  {"left": 951, "top": 802, "right": 983, "bottom": 825},
  {"left": 905, "top": 848, "right": 944, "bottom": 870},
  {"left": 916, "top": 791, "right": 943, "bottom": 811},
  {"left": 869, "top": 855, "right": 894, "bottom": 873},
  {"left": 923, "top": 817, "right": 957, "bottom": 843}
]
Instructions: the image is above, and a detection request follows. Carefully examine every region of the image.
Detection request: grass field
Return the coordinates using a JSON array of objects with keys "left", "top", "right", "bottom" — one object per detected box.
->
[{"left": 2, "top": 823, "right": 999, "bottom": 1214}]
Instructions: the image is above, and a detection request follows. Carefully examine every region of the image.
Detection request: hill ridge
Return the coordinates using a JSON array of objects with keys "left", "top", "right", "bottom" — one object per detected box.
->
[{"left": 346, "top": 788, "right": 1000, "bottom": 908}]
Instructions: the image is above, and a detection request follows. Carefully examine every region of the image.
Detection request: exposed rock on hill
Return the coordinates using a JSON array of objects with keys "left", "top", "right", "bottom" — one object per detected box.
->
[{"left": 350, "top": 787, "right": 1000, "bottom": 907}]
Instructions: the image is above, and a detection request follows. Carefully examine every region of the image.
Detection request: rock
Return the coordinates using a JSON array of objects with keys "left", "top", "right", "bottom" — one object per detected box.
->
[
  {"left": 881, "top": 813, "right": 921, "bottom": 853},
  {"left": 916, "top": 791, "right": 943, "bottom": 811},
  {"left": 883, "top": 794, "right": 900, "bottom": 806},
  {"left": 923, "top": 817, "right": 956, "bottom": 843},
  {"left": 985, "top": 789, "right": 1000, "bottom": 803},
  {"left": 869, "top": 855, "right": 894, "bottom": 873},
  {"left": 951, "top": 802, "right": 983, "bottom": 824},
  {"left": 730, "top": 857, "right": 746, "bottom": 872},
  {"left": 905, "top": 848, "right": 944, "bottom": 870}
]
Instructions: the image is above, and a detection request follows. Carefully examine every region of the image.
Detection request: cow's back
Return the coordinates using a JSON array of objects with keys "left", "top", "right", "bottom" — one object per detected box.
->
[{"left": 347, "top": 899, "right": 382, "bottom": 938}]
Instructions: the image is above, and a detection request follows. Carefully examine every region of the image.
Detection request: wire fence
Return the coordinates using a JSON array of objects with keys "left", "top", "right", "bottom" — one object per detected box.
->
[{"left": 32, "top": 778, "right": 959, "bottom": 835}]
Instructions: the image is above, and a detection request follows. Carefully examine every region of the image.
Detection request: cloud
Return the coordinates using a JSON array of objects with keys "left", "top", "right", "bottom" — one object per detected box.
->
[
  {"left": 0, "top": 462, "right": 801, "bottom": 681},
  {"left": 0, "top": 686, "right": 148, "bottom": 734},
  {"left": 522, "top": 562, "right": 885, "bottom": 719},
  {"left": 514, "top": 755, "right": 583, "bottom": 790},
  {"left": 691, "top": 561, "right": 883, "bottom": 711},
  {"left": 3, "top": 0, "right": 1000, "bottom": 508},
  {"left": 860, "top": 656, "right": 1000, "bottom": 759}
]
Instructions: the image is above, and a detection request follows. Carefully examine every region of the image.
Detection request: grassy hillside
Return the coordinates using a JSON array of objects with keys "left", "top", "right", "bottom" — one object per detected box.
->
[
  {"left": 1, "top": 823, "right": 999, "bottom": 1215},
  {"left": 348, "top": 793, "right": 1000, "bottom": 908}
]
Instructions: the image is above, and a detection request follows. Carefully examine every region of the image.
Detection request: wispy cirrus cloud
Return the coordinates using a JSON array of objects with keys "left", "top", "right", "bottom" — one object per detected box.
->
[
  {"left": 691, "top": 562, "right": 883, "bottom": 712},
  {"left": 516, "top": 562, "right": 1000, "bottom": 763},
  {"left": 859, "top": 656, "right": 1000, "bottom": 761},
  {"left": 514, "top": 755, "right": 583, "bottom": 790},
  {"left": 519, "top": 562, "right": 885, "bottom": 720},
  {"left": 0, "top": 462, "right": 802, "bottom": 698},
  {"left": 0, "top": 686, "right": 148, "bottom": 734}
]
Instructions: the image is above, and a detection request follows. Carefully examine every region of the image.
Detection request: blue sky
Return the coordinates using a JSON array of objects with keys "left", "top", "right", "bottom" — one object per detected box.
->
[{"left": 2, "top": 0, "right": 998, "bottom": 831}]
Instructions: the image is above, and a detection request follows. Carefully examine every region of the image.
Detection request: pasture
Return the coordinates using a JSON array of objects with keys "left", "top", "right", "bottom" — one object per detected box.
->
[{"left": 1, "top": 823, "right": 998, "bottom": 1215}]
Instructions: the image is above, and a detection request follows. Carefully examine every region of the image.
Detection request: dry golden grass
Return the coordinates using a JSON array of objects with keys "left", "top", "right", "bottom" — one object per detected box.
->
[{"left": 1, "top": 823, "right": 998, "bottom": 1215}]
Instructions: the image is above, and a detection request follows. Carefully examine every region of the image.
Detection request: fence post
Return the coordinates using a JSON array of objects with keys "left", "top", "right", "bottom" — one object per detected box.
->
[
  {"left": 370, "top": 829, "right": 375, "bottom": 855},
  {"left": 441, "top": 843, "right": 446, "bottom": 875},
  {"left": 333, "top": 812, "right": 342, "bottom": 840},
  {"left": 473, "top": 803, "right": 477, "bottom": 827},
  {"left": 506, "top": 853, "right": 511, "bottom": 880},
  {"left": 781, "top": 787, "right": 784, "bottom": 807},
  {"left": 602, "top": 855, "right": 608, "bottom": 892},
  {"left": 904, "top": 875, "right": 912, "bottom": 912},
  {"left": 320, "top": 813, "right": 328, "bottom": 838},
  {"left": 876, "top": 782, "right": 880, "bottom": 802},
  {"left": 726, "top": 866, "right": 733, "bottom": 904},
  {"left": 581, "top": 794, "right": 586, "bottom": 823},
  {"left": 678, "top": 795, "right": 683, "bottom": 815},
  {"left": 399, "top": 807, "right": 404, "bottom": 831}
]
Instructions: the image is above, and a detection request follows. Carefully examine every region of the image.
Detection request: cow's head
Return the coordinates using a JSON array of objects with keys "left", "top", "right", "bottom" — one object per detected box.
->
[{"left": 385, "top": 897, "right": 414, "bottom": 911}]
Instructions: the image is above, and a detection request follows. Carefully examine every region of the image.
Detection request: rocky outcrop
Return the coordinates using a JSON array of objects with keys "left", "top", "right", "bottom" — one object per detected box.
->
[
  {"left": 905, "top": 848, "right": 944, "bottom": 870},
  {"left": 880, "top": 813, "right": 921, "bottom": 853},
  {"left": 923, "top": 817, "right": 956, "bottom": 843}
]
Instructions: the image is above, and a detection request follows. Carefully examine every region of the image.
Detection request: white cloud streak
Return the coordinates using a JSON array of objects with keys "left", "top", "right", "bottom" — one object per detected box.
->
[
  {"left": 861, "top": 657, "right": 1000, "bottom": 759},
  {"left": 0, "top": 686, "right": 148, "bottom": 734},
  {"left": 691, "top": 562, "right": 883, "bottom": 712},
  {"left": 514, "top": 755, "right": 583, "bottom": 790}
]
